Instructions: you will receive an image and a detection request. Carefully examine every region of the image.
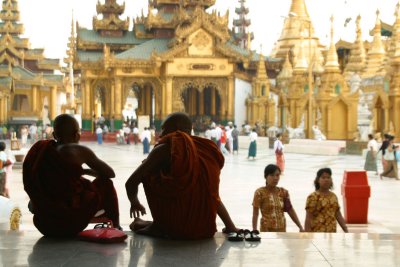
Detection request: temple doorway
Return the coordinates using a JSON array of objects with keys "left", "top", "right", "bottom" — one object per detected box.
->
[{"left": 181, "top": 85, "right": 221, "bottom": 132}]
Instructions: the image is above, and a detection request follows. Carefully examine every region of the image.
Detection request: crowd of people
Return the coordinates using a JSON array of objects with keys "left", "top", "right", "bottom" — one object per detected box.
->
[{"left": 18, "top": 112, "right": 353, "bottom": 244}]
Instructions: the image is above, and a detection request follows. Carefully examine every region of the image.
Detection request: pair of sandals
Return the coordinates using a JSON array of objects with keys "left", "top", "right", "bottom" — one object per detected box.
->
[{"left": 227, "top": 229, "right": 261, "bottom": 242}]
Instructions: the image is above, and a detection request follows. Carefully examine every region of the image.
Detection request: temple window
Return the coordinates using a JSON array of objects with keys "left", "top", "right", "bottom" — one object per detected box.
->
[
  {"left": 261, "top": 85, "right": 266, "bottom": 96},
  {"left": 12, "top": 94, "right": 30, "bottom": 112}
]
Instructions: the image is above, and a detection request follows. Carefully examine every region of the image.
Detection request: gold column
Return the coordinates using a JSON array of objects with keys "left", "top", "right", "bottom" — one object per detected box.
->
[
  {"left": 211, "top": 88, "right": 216, "bottom": 116},
  {"left": 114, "top": 78, "right": 122, "bottom": 120},
  {"left": 84, "top": 79, "right": 91, "bottom": 119},
  {"left": 146, "top": 86, "right": 151, "bottom": 114},
  {"left": 199, "top": 90, "right": 204, "bottom": 115},
  {"left": 32, "top": 85, "right": 38, "bottom": 115},
  {"left": 166, "top": 77, "right": 173, "bottom": 115},
  {"left": 161, "top": 81, "right": 167, "bottom": 118},
  {"left": 3, "top": 97, "right": 8, "bottom": 123},
  {"left": 111, "top": 82, "right": 115, "bottom": 117},
  {"left": 0, "top": 97, "right": 4, "bottom": 123},
  {"left": 228, "top": 76, "right": 234, "bottom": 120},
  {"left": 50, "top": 86, "right": 57, "bottom": 120}
]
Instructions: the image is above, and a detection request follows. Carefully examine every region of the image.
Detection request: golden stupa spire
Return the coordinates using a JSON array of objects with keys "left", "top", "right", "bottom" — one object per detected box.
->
[
  {"left": 289, "top": 0, "right": 310, "bottom": 18},
  {"left": 393, "top": 2, "right": 400, "bottom": 60},
  {"left": 369, "top": 9, "right": 385, "bottom": 55},
  {"left": 345, "top": 15, "right": 366, "bottom": 73},
  {"left": 363, "top": 9, "right": 385, "bottom": 77},
  {"left": 278, "top": 53, "right": 293, "bottom": 80},
  {"left": 256, "top": 46, "right": 268, "bottom": 80},
  {"left": 294, "top": 26, "right": 308, "bottom": 71},
  {"left": 324, "top": 15, "right": 339, "bottom": 71}
]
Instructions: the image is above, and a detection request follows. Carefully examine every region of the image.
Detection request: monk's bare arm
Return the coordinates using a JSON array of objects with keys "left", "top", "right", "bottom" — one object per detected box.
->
[
  {"left": 125, "top": 144, "right": 170, "bottom": 207},
  {"left": 59, "top": 144, "right": 115, "bottom": 179},
  {"left": 217, "top": 201, "right": 238, "bottom": 233}
]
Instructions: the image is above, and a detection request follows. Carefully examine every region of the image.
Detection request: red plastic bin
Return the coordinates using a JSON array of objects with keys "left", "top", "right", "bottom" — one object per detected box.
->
[{"left": 341, "top": 171, "right": 371, "bottom": 224}]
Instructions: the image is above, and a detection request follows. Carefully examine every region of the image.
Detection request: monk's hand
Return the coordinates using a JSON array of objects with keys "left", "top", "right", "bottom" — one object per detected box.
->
[{"left": 130, "top": 200, "right": 146, "bottom": 218}]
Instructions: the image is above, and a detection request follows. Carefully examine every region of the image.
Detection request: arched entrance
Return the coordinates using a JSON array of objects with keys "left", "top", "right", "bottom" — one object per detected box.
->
[
  {"left": 124, "top": 82, "right": 155, "bottom": 128},
  {"left": 181, "top": 85, "right": 221, "bottom": 132}
]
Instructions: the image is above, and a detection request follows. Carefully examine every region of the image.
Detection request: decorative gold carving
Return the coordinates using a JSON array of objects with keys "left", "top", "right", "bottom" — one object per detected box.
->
[
  {"left": 192, "top": 31, "right": 210, "bottom": 50},
  {"left": 122, "top": 68, "right": 133, "bottom": 73},
  {"left": 9, "top": 208, "right": 21, "bottom": 231},
  {"left": 172, "top": 77, "right": 227, "bottom": 112},
  {"left": 189, "top": 64, "right": 214, "bottom": 70}
]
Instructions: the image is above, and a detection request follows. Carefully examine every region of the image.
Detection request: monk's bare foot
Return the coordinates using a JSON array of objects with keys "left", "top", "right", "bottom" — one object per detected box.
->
[
  {"left": 135, "top": 222, "right": 166, "bottom": 238},
  {"left": 129, "top": 217, "right": 152, "bottom": 232}
]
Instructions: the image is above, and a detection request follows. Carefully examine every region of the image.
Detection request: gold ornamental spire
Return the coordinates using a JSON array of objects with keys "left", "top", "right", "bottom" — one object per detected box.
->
[
  {"left": 294, "top": 28, "right": 308, "bottom": 71},
  {"left": 369, "top": 10, "right": 385, "bottom": 55},
  {"left": 393, "top": 2, "right": 400, "bottom": 60},
  {"left": 324, "top": 15, "right": 339, "bottom": 71},
  {"left": 345, "top": 15, "right": 366, "bottom": 73},
  {"left": 278, "top": 53, "right": 293, "bottom": 80},
  {"left": 363, "top": 10, "right": 385, "bottom": 77},
  {"left": 289, "top": 0, "right": 310, "bottom": 18},
  {"left": 256, "top": 49, "right": 268, "bottom": 81}
]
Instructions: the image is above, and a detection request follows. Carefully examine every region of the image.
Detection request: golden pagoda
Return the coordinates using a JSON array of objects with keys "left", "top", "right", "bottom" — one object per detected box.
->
[
  {"left": 246, "top": 50, "right": 275, "bottom": 131},
  {"left": 72, "top": 0, "right": 278, "bottom": 132},
  {"left": 0, "top": 0, "right": 63, "bottom": 127},
  {"left": 316, "top": 16, "right": 358, "bottom": 140}
]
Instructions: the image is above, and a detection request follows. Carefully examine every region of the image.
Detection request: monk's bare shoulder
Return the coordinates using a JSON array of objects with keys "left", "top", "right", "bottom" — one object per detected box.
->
[{"left": 56, "top": 143, "right": 95, "bottom": 165}]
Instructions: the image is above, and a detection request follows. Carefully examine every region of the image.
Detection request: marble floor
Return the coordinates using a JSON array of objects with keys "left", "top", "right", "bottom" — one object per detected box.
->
[{"left": 1, "top": 137, "right": 400, "bottom": 266}]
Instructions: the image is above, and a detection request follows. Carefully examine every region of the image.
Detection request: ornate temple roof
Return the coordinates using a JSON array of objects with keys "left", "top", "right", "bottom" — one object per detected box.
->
[
  {"left": 0, "top": 0, "right": 62, "bottom": 91},
  {"left": 115, "top": 38, "right": 171, "bottom": 60},
  {"left": 78, "top": 28, "right": 146, "bottom": 46},
  {"left": 93, "top": 0, "right": 129, "bottom": 33}
]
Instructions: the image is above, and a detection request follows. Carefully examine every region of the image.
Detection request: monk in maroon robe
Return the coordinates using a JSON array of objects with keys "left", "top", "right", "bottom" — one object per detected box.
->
[
  {"left": 23, "top": 114, "right": 120, "bottom": 237},
  {"left": 126, "top": 112, "right": 238, "bottom": 239}
]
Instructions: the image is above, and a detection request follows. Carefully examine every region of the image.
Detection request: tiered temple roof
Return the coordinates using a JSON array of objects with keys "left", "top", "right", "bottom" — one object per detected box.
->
[
  {"left": 232, "top": 0, "right": 254, "bottom": 50},
  {"left": 0, "top": 0, "right": 62, "bottom": 91}
]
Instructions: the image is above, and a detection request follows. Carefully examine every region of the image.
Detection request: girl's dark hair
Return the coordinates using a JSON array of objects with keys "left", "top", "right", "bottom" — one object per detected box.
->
[
  {"left": 314, "top": 168, "right": 333, "bottom": 191},
  {"left": 264, "top": 164, "right": 281, "bottom": 178},
  {"left": 0, "top": 141, "right": 5, "bottom": 151}
]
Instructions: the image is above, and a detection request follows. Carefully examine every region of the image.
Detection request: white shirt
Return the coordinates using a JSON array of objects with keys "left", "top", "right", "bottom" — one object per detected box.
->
[
  {"left": 274, "top": 139, "right": 284, "bottom": 151},
  {"left": 133, "top": 127, "right": 139, "bottom": 134},
  {"left": 249, "top": 131, "right": 258, "bottom": 142},
  {"left": 368, "top": 139, "right": 378, "bottom": 152},
  {"left": 123, "top": 126, "right": 131, "bottom": 134},
  {"left": 141, "top": 130, "right": 151, "bottom": 142},
  {"left": 96, "top": 127, "right": 103, "bottom": 134}
]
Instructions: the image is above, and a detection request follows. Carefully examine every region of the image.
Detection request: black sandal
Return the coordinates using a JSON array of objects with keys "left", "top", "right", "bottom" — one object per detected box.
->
[
  {"left": 227, "top": 229, "right": 244, "bottom": 241},
  {"left": 244, "top": 229, "right": 261, "bottom": 242}
]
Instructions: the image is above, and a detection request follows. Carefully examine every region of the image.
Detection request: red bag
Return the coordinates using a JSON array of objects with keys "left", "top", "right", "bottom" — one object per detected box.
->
[{"left": 78, "top": 223, "right": 127, "bottom": 244}]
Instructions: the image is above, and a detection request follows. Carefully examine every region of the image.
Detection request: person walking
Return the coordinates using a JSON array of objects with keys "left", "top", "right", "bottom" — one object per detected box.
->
[
  {"left": 96, "top": 125, "right": 103, "bottom": 144},
  {"left": 380, "top": 135, "right": 399, "bottom": 180},
  {"left": 305, "top": 168, "right": 348, "bottom": 233},
  {"left": 247, "top": 129, "right": 257, "bottom": 160},
  {"left": 274, "top": 133, "right": 285, "bottom": 174},
  {"left": 252, "top": 164, "right": 304, "bottom": 232},
  {"left": 231, "top": 125, "right": 239, "bottom": 154},
  {"left": 364, "top": 134, "right": 378, "bottom": 175}
]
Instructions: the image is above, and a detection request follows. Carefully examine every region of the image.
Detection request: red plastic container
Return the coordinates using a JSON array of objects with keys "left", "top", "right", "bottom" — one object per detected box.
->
[{"left": 341, "top": 171, "right": 371, "bottom": 224}]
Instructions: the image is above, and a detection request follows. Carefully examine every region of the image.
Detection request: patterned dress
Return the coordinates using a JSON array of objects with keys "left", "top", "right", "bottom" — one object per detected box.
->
[
  {"left": 252, "top": 187, "right": 292, "bottom": 232},
  {"left": 305, "top": 191, "right": 340, "bottom": 232}
]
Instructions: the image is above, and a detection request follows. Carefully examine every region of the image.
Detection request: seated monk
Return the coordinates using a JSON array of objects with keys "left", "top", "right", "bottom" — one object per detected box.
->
[
  {"left": 23, "top": 114, "right": 120, "bottom": 237},
  {"left": 125, "top": 112, "right": 238, "bottom": 239}
]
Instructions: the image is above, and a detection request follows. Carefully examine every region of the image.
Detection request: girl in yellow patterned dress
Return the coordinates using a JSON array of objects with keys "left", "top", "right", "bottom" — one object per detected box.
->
[
  {"left": 304, "top": 168, "right": 348, "bottom": 233},
  {"left": 252, "top": 164, "right": 304, "bottom": 232}
]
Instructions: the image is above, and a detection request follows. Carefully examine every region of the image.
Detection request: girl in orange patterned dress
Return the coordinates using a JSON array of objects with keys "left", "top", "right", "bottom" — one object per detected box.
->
[
  {"left": 304, "top": 168, "right": 348, "bottom": 233},
  {"left": 252, "top": 164, "right": 304, "bottom": 232}
]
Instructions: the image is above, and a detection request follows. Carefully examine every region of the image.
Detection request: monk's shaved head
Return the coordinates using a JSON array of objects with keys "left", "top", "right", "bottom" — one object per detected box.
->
[
  {"left": 161, "top": 112, "right": 192, "bottom": 136},
  {"left": 53, "top": 114, "right": 80, "bottom": 142}
]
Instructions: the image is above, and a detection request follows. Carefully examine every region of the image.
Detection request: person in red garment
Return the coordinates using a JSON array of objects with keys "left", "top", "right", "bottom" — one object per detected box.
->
[
  {"left": 23, "top": 114, "right": 120, "bottom": 237},
  {"left": 126, "top": 112, "right": 238, "bottom": 239}
]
